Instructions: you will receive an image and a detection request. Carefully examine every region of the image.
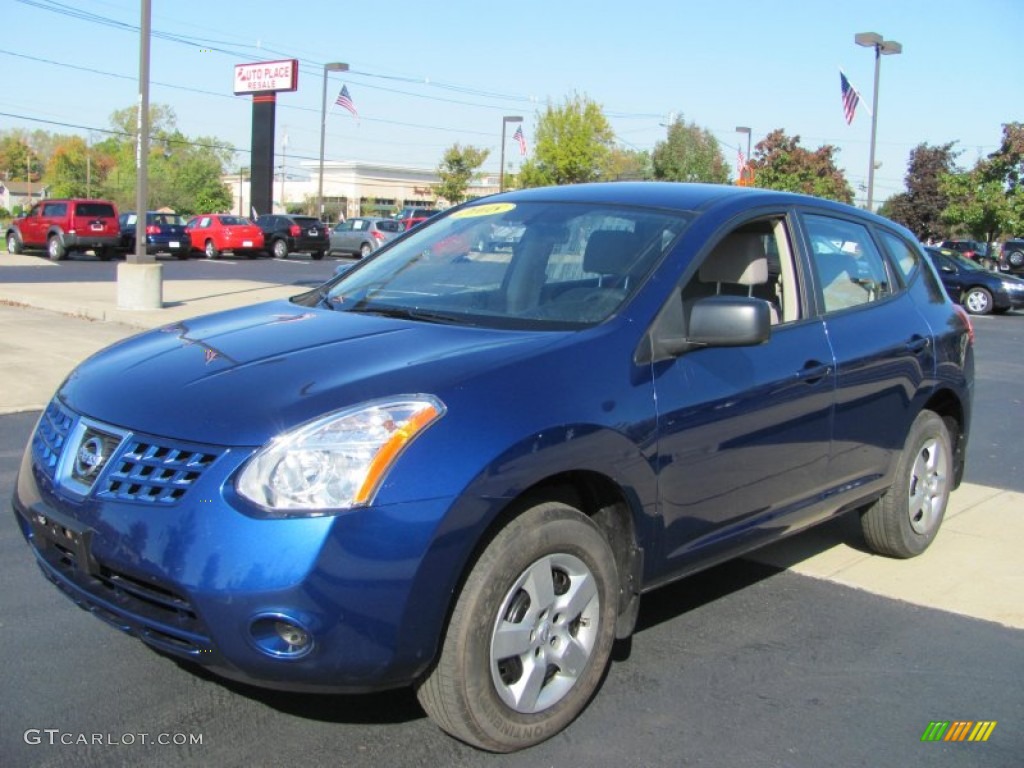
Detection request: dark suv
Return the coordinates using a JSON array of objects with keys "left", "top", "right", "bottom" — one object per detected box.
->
[
  {"left": 6, "top": 199, "right": 120, "bottom": 261},
  {"left": 1000, "top": 239, "right": 1024, "bottom": 274},
  {"left": 255, "top": 214, "right": 329, "bottom": 260}
]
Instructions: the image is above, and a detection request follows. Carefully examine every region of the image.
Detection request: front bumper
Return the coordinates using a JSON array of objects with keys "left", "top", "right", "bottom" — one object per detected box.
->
[{"left": 12, "top": 400, "right": 459, "bottom": 693}]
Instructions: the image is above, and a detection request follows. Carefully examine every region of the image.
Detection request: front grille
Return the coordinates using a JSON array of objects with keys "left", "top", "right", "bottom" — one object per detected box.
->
[
  {"left": 98, "top": 440, "right": 219, "bottom": 504},
  {"left": 33, "top": 399, "right": 75, "bottom": 479},
  {"left": 32, "top": 397, "right": 224, "bottom": 505}
]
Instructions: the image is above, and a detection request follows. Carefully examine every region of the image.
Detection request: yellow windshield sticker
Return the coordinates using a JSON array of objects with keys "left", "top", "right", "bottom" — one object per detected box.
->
[{"left": 450, "top": 203, "right": 515, "bottom": 219}]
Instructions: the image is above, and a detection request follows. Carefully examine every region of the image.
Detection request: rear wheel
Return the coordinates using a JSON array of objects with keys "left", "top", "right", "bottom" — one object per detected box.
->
[
  {"left": 6, "top": 232, "right": 22, "bottom": 254},
  {"left": 359, "top": 242, "right": 372, "bottom": 259},
  {"left": 416, "top": 501, "right": 618, "bottom": 752},
  {"left": 861, "top": 410, "right": 953, "bottom": 558},
  {"left": 204, "top": 240, "right": 219, "bottom": 259},
  {"left": 273, "top": 239, "right": 288, "bottom": 259},
  {"left": 962, "top": 286, "right": 993, "bottom": 315},
  {"left": 48, "top": 235, "right": 66, "bottom": 261}
]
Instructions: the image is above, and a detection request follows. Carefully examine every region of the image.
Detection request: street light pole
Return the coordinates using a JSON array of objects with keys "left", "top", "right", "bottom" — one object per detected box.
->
[
  {"left": 735, "top": 126, "right": 751, "bottom": 164},
  {"left": 318, "top": 61, "right": 348, "bottom": 220},
  {"left": 855, "top": 32, "right": 902, "bottom": 211},
  {"left": 499, "top": 116, "right": 522, "bottom": 193}
]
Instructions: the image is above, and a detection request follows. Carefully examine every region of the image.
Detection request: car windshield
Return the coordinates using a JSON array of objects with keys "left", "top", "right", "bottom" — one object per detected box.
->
[
  {"left": 322, "top": 201, "right": 689, "bottom": 329},
  {"left": 942, "top": 249, "right": 985, "bottom": 271}
]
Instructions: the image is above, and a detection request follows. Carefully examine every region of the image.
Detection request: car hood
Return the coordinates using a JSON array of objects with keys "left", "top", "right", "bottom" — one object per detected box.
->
[{"left": 59, "top": 299, "right": 563, "bottom": 445}]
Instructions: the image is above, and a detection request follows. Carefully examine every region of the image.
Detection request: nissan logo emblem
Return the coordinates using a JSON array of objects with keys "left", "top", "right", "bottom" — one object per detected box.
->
[{"left": 75, "top": 436, "right": 107, "bottom": 478}]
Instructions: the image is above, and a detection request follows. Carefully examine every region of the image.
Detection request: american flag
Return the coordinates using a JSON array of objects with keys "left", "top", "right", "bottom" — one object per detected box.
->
[
  {"left": 335, "top": 85, "right": 358, "bottom": 118},
  {"left": 840, "top": 71, "right": 860, "bottom": 125},
  {"left": 512, "top": 125, "right": 527, "bottom": 156}
]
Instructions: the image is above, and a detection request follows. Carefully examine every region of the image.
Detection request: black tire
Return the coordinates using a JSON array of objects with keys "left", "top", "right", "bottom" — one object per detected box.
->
[
  {"left": 204, "top": 240, "right": 219, "bottom": 259},
  {"left": 311, "top": 250, "right": 325, "bottom": 261},
  {"left": 95, "top": 247, "right": 112, "bottom": 262},
  {"left": 1008, "top": 249, "right": 1024, "bottom": 269},
  {"left": 861, "top": 410, "right": 953, "bottom": 558},
  {"left": 6, "top": 232, "right": 23, "bottom": 254},
  {"left": 48, "top": 235, "right": 66, "bottom": 261},
  {"left": 273, "top": 239, "right": 288, "bottom": 259},
  {"left": 962, "top": 286, "right": 993, "bottom": 315},
  {"left": 175, "top": 251, "right": 190, "bottom": 260},
  {"left": 359, "top": 242, "right": 372, "bottom": 259},
  {"left": 416, "top": 501, "right": 618, "bottom": 752}
]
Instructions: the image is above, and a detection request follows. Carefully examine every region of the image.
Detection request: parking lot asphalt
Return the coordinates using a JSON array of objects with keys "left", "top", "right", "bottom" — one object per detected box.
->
[{"left": 0, "top": 254, "right": 1021, "bottom": 632}]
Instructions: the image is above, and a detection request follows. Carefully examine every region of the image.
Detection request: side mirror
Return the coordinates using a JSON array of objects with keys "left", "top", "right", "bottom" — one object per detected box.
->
[{"left": 647, "top": 294, "right": 771, "bottom": 361}]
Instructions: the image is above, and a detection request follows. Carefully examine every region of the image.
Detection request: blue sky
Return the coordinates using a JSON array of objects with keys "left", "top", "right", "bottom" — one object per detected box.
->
[{"left": 3, "top": 0, "right": 1022, "bottom": 206}]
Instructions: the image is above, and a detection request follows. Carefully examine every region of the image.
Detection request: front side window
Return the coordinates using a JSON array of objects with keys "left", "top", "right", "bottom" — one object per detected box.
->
[
  {"left": 322, "top": 201, "right": 689, "bottom": 329},
  {"left": 804, "top": 214, "right": 892, "bottom": 313}
]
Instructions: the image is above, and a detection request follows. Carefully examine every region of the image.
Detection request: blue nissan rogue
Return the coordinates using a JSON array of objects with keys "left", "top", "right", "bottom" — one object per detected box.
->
[{"left": 13, "top": 183, "right": 974, "bottom": 752}]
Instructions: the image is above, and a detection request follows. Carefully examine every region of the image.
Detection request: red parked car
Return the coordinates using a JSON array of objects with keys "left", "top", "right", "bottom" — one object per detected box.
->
[{"left": 185, "top": 215, "right": 264, "bottom": 259}]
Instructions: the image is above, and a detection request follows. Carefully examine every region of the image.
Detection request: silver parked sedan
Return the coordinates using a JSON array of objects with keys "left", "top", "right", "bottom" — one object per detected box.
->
[{"left": 328, "top": 217, "right": 404, "bottom": 258}]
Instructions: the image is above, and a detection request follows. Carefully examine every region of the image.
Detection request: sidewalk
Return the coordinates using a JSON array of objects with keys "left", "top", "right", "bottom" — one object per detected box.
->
[{"left": 0, "top": 260, "right": 1021, "bottom": 631}]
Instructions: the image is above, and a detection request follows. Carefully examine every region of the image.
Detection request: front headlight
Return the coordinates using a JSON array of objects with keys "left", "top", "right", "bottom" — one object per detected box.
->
[{"left": 237, "top": 395, "right": 445, "bottom": 514}]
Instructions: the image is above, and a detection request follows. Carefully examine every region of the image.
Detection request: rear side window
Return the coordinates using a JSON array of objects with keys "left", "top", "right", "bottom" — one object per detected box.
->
[
  {"left": 43, "top": 203, "right": 68, "bottom": 217},
  {"left": 804, "top": 214, "right": 892, "bottom": 313},
  {"left": 878, "top": 230, "right": 920, "bottom": 284},
  {"left": 75, "top": 203, "right": 115, "bottom": 217},
  {"left": 377, "top": 220, "right": 402, "bottom": 233}
]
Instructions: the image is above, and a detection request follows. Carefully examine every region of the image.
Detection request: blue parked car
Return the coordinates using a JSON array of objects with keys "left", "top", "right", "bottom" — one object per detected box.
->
[
  {"left": 13, "top": 183, "right": 974, "bottom": 752},
  {"left": 118, "top": 211, "right": 191, "bottom": 259},
  {"left": 925, "top": 246, "right": 1024, "bottom": 315}
]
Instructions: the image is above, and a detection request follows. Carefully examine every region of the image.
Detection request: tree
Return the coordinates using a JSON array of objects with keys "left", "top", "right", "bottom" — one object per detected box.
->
[
  {"left": 44, "top": 136, "right": 90, "bottom": 198},
  {"left": 651, "top": 117, "right": 728, "bottom": 183},
  {"left": 435, "top": 144, "right": 489, "bottom": 205},
  {"left": 939, "top": 164, "right": 1015, "bottom": 243},
  {"left": 882, "top": 142, "right": 960, "bottom": 241},
  {"left": 983, "top": 122, "right": 1024, "bottom": 194},
  {"left": 750, "top": 129, "right": 853, "bottom": 203},
  {"left": 605, "top": 148, "right": 651, "bottom": 181},
  {"left": 519, "top": 93, "right": 615, "bottom": 188},
  {"left": 0, "top": 133, "right": 44, "bottom": 181}
]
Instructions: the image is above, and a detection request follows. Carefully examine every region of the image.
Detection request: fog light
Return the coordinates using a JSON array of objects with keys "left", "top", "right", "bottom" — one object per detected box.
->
[{"left": 249, "top": 615, "right": 314, "bottom": 659}]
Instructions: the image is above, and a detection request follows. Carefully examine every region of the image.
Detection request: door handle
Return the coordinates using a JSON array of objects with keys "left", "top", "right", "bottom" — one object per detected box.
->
[
  {"left": 905, "top": 336, "right": 930, "bottom": 354},
  {"left": 795, "top": 361, "right": 832, "bottom": 384}
]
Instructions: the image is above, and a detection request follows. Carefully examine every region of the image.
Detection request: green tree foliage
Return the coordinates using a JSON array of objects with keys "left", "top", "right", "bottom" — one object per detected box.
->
[
  {"left": 97, "top": 105, "right": 234, "bottom": 214},
  {"left": 939, "top": 165, "right": 1015, "bottom": 243},
  {"left": 44, "top": 136, "right": 90, "bottom": 198},
  {"left": 605, "top": 148, "right": 651, "bottom": 181},
  {"left": 651, "top": 117, "right": 728, "bottom": 183},
  {"left": 0, "top": 133, "right": 44, "bottom": 181},
  {"left": 750, "top": 129, "right": 853, "bottom": 203},
  {"left": 435, "top": 144, "right": 489, "bottom": 205},
  {"left": 983, "top": 122, "right": 1024, "bottom": 194},
  {"left": 882, "top": 142, "right": 960, "bottom": 241},
  {"left": 519, "top": 93, "right": 615, "bottom": 188}
]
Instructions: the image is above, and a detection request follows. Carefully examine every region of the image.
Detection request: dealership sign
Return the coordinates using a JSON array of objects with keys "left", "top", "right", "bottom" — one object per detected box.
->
[{"left": 233, "top": 59, "right": 299, "bottom": 94}]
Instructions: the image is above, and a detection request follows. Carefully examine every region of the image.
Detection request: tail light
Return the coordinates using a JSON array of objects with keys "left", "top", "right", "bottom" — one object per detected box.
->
[
  {"left": 290, "top": 224, "right": 301, "bottom": 237},
  {"left": 145, "top": 225, "right": 160, "bottom": 235},
  {"left": 372, "top": 230, "right": 385, "bottom": 241},
  {"left": 953, "top": 305, "right": 974, "bottom": 345}
]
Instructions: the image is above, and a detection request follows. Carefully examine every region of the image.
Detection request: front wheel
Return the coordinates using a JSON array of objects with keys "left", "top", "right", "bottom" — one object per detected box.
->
[
  {"left": 416, "top": 501, "right": 618, "bottom": 752},
  {"left": 94, "top": 247, "right": 113, "bottom": 261},
  {"left": 861, "top": 411, "right": 953, "bottom": 558},
  {"left": 962, "top": 286, "right": 993, "bottom": 315},
  {"left": 311, "top": 250, "right": 325, "bottom": 261}
]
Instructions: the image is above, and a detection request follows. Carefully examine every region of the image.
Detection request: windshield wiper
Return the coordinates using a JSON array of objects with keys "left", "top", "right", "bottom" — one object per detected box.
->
[{"left": 344, "top": 305, "right": 466, "bottom": 325}]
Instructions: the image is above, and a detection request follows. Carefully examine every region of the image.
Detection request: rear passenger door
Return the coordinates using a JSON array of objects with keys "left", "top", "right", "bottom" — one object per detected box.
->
[{"left": 798, "top": 212, "right": 935, "bottom": 498}]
